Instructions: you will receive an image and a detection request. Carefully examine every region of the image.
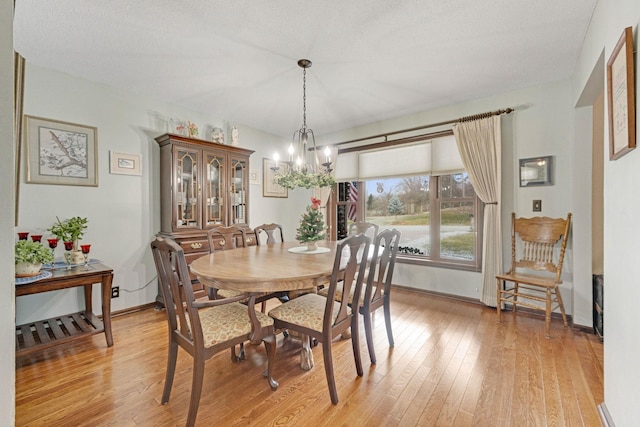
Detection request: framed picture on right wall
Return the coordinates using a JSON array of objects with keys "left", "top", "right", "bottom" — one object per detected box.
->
[{"left": 607, "top": 26, "right": 636, "bottom": 160}]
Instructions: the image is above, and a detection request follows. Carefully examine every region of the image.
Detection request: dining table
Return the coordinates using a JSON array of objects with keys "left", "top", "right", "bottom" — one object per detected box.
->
[{"left": 190, "top": 240, "right": 343, "bottom": 370}]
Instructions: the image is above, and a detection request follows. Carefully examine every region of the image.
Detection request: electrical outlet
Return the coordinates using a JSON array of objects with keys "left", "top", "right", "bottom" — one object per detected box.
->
[
  {"left": 111, "top": 286, "right": 120, "bottom": 298},
  {"left": 533, "top": 199, "right": 542, "bottom": 212}
]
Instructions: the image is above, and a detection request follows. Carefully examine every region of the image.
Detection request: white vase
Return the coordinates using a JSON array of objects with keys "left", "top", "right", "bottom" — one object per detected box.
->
[
  {"left": 15, "top": 262, "right": 42, "bottom": 278},
  {"left": 71, "top": 250, "right": 84, "bottom": 264},
  {"left": 306, "top": 242, "right": 318, "bottom": 251}
]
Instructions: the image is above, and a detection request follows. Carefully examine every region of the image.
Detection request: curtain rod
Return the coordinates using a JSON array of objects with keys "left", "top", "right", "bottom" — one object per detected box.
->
[
  {"left": 331, "top": 107, "right": 513, "bottom": 148},
  {"left": 338, "top": 129, "right": 454, "bottom": 154}
]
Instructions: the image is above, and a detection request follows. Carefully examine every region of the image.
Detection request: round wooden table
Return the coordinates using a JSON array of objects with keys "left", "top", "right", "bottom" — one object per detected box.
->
[{"left": 190, "top": 241, "right": 340, "bottom": 370}]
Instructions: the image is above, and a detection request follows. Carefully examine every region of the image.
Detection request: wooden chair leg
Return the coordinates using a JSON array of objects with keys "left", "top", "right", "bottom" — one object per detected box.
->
[
  {"left": 513, "top": 282, "right": 519, "bottom": 312},
  {"left": 545, "top": 288, "right": 552, "bottom": 338},
  {"left": 554, "top": 286, "right": 568, "bottom": 326},
  {"left": 383, "top": 295, "right": 394, "bottom": 347},
  {"left": 162, "top": 339, "right": 179, "bottom": 404},
  {"left": 362, "top": 309, "right": 377, "bottom": 364},
  {"left": 322, "top": 339, "right": 339, "bottom": 404},
  {"left": 351, "top": 317, "right": 363, "bottom": 377},
  {"left": 260, "top": 300, "right": 267, "bottom": 313},
  {"left": 186, "top": 357, "right": 205, "bottom": 427}
]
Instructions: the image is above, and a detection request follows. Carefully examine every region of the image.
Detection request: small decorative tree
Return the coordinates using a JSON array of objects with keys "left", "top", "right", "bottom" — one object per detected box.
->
[
  {"left": 296, "top": 197, "right": 325, "bottom": 249},
  {"left": 388, "top": 195, "right": 404, "bottom": 221}
]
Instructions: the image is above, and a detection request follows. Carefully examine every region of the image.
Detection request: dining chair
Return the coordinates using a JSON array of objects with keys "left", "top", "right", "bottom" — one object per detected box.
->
[
  {"left": 268, "top": 233, "right": 370, "bottom": 404},
  {"left": 348, "top": 221, "right": 379, "bottom": 240},
  {"left": 318, "top": 229, "right": 401, "bottom": 363},
  {"left": 253, "top": 223, "right": 289, "bottom": 307},
  {"left": 206, "top": 225, "right": 247, "bottom": 301},
  {"left": 496, "top": 212, "right": 572, "bottom": 338},
  {"left": 254, "top": 223, "right": 284, "bottom": 245},
  {"left": 206, "top": 225, "right": 261, "bottom": 360},
  {"left": 150, "top": 237, "right": 278, "bottom": 427}
]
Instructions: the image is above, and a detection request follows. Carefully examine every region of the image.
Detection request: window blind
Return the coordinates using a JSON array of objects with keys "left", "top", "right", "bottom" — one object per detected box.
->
[{"left": 335, "top": 134, "right": 464, "bottom": 180}]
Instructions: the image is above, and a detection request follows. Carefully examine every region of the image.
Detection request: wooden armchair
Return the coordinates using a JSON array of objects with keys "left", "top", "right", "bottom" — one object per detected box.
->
[
  {"left": 268, "top": 234, "right": 370, "bottom": 404},
  {"left": 254, "top": 223, "right": 284, "bottom": 245},
  {"left": 496, "top": 213, "right": 572, "bottom": 338},
  {"left": 150, "top": 237, "right": 277, "bottom": 426}
]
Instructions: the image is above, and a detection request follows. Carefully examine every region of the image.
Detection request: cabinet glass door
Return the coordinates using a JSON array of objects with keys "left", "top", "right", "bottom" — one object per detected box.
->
[
  {"left": 229, "top": 157, "right": 247, "bottom": 224},
  {"left": 175, "top": 148, "right": 199, "bottom": 229},
  {"left": 204, "top": 152, "right": 226, "bottom": 227}
]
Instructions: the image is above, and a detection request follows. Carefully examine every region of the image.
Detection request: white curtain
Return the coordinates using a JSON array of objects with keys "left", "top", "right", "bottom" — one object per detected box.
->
[{"left": 453, "top": 116, "right": 502, "bottom": 307}]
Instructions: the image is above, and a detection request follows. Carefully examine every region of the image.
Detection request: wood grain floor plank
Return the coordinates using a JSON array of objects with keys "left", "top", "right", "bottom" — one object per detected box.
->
[{"left": 15, "top": 289, "right": 604, "bottom": 426}]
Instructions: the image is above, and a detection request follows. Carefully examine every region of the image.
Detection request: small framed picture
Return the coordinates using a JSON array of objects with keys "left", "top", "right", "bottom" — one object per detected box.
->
[
  {"left": 25, "top": 115, "right": 98, "bottom": 186},
  {"left": 110, "top": 152, "right": 142, "bottom": 176},
  {"left": 249, "top": 169, "right": 260, "bottom": 185},
  {"left": 263, "top": 158, "right": 287, "bottom": 198},
  {"left": 607, "top": 26, "right": 636, "bottom": 160},
  {"left": 519, "top": 156, "right": 553, "bottom": 187}
]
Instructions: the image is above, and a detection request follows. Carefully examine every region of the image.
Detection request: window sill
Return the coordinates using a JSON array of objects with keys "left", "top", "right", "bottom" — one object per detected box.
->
[{"left": 397, "top": 255, "right": 481, "bottom": 273}]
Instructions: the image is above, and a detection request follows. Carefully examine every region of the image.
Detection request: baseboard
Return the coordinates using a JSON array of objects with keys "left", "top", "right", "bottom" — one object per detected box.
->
[
  {"left": 392, "top": 284, "right": 484, "bottom": 306},
  {"left": 109, "top": 302, "right": 157, "bottom": 319},
  {"left": 598, "top": 402, "right": 616, "bottom": 427}
]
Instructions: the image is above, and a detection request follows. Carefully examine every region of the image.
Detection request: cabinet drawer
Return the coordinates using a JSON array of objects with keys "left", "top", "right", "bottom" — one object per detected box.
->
[{"left": 178, "top": 239, "right": 210, "bottom": 254}]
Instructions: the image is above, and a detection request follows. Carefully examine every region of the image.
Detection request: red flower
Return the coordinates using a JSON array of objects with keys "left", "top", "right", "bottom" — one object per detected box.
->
[{"left": 310, "top": 197, "right": 322, "bottom": 209}]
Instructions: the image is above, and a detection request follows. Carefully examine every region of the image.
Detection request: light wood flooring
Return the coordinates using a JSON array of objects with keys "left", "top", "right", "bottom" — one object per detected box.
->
[{"left": 16, "top": 289, "right": 604, "bottom": 426}]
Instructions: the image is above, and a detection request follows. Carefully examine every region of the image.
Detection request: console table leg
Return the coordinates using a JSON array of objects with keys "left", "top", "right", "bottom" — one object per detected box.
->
[{"left": 102, "top": 273, "right": 114, "bottom": 347}]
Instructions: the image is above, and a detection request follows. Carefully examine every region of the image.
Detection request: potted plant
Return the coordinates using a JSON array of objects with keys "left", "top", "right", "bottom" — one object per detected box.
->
[
  {"left": 48, "top": 216, "right": 88, "bottom": 264},
  {"left": 15, "top": 239, "right": 54, "bottom": 277}
]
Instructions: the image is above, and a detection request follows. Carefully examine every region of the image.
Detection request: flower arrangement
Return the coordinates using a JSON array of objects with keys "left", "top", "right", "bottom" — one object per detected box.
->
[
  {"left": 274, "top": 170, "right": 335, "bottom": 190},
  {"left": 296, "top": 197, "right": 326, "bottom": 243}
]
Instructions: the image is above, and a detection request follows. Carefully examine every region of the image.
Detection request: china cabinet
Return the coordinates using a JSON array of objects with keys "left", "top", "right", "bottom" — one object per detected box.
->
[{"left": 155, "top": 134, "right": 254, "bottom": 299}]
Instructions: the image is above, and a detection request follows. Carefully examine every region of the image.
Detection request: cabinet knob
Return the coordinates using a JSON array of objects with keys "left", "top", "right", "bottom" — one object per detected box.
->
[{"left": 190, "top": 242, "right": 203, "bottom": 249}]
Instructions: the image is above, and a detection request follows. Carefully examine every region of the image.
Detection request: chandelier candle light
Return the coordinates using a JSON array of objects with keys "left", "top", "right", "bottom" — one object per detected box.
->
[{"left": 272, "top": 59, "right": 336, "bottom": 190}]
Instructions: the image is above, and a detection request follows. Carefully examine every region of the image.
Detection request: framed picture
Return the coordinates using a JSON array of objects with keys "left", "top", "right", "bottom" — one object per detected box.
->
[
  {"left": 263, "top": 158, "right": 288, "bottom": 198},
  {"left": 25, "top": 115, "right": 98, "bottom": 186},
  {"left": 110, "top": 152, "right": 142, "bottom": 176},
  {"left": 519, "top": 156, "right": 553, "bottom": 187},
  {"left": 607, "top": 26, "right": 636, "bottom": 160},
  {"left": 249, "top": 169, "right": 260, "bottom": 185}
]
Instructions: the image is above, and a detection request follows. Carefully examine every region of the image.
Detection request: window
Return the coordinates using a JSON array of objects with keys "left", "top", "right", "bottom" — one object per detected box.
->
[
  {"left": 332, "top": 134, "right": 482, "bottom": 270},
  {"left": 336, "top": 173, "right": 482, "bottom": 271}
]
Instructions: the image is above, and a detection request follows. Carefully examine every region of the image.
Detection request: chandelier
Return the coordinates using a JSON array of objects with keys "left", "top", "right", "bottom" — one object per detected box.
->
[{"left": 272, "top": 59, "right": 335, "bottom": 190}]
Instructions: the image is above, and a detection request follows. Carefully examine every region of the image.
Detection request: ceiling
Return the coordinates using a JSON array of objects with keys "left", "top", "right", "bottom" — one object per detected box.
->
[{"left": 13, "top": 1, "right": 597, "bottom": 138}]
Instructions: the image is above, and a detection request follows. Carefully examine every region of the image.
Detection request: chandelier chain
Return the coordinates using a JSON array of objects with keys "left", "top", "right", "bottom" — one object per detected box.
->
[{"left": 302, "top": 67, "right": 307, "bottom": 130}]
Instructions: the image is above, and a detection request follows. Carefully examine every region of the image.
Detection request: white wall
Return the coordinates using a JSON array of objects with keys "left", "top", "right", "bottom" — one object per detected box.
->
[
  {"left": 320, "top": 79, "right": 577, "bottom": 309},
  {"left": 1, "top": 0, "right": 16, "bottom": 424},
  {"left": 572, "top": 0, "right": 640, "bottom": 425},
  {"left": 16, "top": 64, "right": 309, "bottom": 325}
]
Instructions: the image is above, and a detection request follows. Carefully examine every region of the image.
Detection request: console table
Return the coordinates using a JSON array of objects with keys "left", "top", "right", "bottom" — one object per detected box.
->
[{"left": 15, "top": 263, "right": 114, "bottom": 356}]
